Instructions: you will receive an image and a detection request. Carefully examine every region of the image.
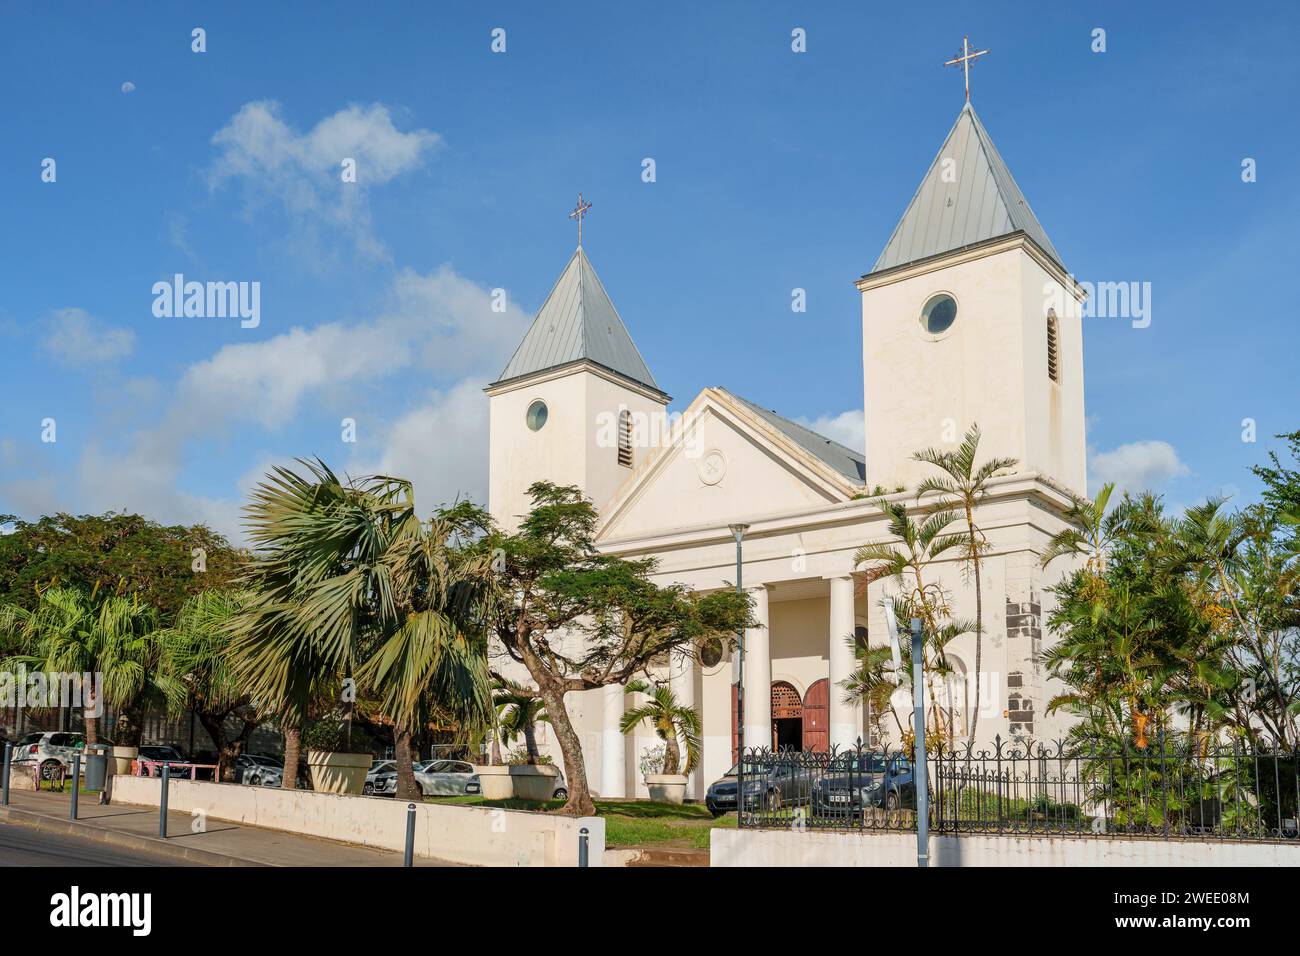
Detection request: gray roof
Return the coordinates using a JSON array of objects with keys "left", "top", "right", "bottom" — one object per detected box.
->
[
  {"left": 494, "top": 246, "right": 663, "bottom": 394},
  {"left": 868, "top": 103, "right": 1064, "bottom": 276},
  {"left": 720, "top": 389, "right": 866, "bottom": 485}
]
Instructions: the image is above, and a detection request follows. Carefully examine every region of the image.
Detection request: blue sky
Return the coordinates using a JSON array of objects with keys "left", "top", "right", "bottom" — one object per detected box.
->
[{"left": 2, "top": 1, "right": 1297, "bottom": 541}]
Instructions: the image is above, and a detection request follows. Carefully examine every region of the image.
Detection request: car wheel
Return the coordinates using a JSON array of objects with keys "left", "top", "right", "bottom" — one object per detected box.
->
[
  {"left": 553, "top": 788, "right": 568, "bottom": 800},
  {"left": 39, "top": 759, "right": 62, "bottom": 782},
  {"left": 363, "top": 782, "right": 374, "bottom": 795},
  {"left": 708, "top": 807, "right": 725, "bottom": 819},
  {"left": 885, "top": 791, "right": 900, "bottom": 812},
  {"left": 764, "top": 787, "right": 782, "bottom": 811}
]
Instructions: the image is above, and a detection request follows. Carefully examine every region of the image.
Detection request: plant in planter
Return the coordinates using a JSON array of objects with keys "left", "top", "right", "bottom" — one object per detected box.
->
[
  {"left": 620, "top": 679, "right": 700, "bottom": 804},
  {"left": 301, "top": 711, "right": 373, "bottom": 794}
]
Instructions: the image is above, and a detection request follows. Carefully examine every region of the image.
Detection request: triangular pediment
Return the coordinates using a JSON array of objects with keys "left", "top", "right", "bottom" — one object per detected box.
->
[{"left": 597, "top": 388, "right": 863, "bottom": 542}]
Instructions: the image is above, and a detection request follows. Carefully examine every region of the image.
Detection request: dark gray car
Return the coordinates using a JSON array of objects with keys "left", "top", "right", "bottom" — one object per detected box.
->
[
  {"left": 812, "top": 752, "right": 915, "bottom": 817},
  {"left": 705, "top": 758, "right": 818, "bottom": 816}
]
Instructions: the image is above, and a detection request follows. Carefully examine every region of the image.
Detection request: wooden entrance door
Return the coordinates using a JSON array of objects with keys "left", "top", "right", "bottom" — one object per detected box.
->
[{"left": 802, "top": 678, "right": 829, "bottom": 753}]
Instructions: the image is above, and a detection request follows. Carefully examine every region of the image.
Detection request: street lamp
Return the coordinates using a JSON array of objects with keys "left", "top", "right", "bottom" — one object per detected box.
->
[{"left": 729, "top": 523, "right": 749, "bottom": 820}]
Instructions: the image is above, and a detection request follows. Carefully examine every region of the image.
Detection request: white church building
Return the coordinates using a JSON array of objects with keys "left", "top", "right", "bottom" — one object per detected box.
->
[{"left": 484, "top": 101, "right": 1088, "bottom": 800}]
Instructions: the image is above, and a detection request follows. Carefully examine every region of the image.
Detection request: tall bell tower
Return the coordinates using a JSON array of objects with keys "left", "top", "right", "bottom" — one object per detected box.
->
[
  {"left": 485, "top": 244, "right": 668, "bottom": 532},
  {"left": 857, "top": 101, "right": 1086, "bottom": 496}
]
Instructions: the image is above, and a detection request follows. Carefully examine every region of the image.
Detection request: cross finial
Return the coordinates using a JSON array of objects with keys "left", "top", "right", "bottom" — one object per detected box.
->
[
  {"left": 944, "top": 36, "right": 990, "bottom": 103},
  {"left": 569, "top": 193, "right": 592, "bottom": 248}
]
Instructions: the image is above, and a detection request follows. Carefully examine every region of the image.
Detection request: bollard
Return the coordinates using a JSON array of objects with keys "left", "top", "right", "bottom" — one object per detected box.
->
[
  {"left": 403, "top": 803, "right": 416, "bottom": 867},
  {"left": 159, "top": 763, "right": 170, "bottom": 838},
  {"left": 578, "top": 826, "right": 589, "bottom": 868},
  {"left": 1, "top": 742, "right": 11, "bottom": 806},
  {"left": 70, "top": 754, "right": 80, "bottom": 820}
]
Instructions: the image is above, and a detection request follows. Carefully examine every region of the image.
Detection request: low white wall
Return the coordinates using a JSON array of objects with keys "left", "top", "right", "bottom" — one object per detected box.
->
[
  {"left": 113, "top": 777, "right": 604, "bottom": 867},
  {"left": 711, "top": 827, "right": 1300, "bottom": 867}
]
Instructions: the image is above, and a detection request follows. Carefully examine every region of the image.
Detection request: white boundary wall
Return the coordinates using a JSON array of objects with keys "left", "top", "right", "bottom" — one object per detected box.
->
[
  {"left": 113, "top": 776, "right": 603, "bottom": 867},
  {"left": 712, "top": 828, "right": 1300, "bottom": 867}
]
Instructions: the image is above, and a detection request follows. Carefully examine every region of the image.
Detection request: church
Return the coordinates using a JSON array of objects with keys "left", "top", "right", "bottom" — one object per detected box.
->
[{"left": 484, "top": 96, "right": 1088, "bottom": 801}]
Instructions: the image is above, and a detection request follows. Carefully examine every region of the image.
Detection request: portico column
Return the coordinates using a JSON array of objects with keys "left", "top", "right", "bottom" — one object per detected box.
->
[
  {"left": 743, "top": 585, "right": 771, "bottom": 752},
  {"left": 827, "top": 574, "right": 861, "bottom": 748},
  {"left": 600, "top": 682, "right": 626, "bottom": 798},
  {"left": 669, "top": 649, "right": 697, "bottom": 796}
]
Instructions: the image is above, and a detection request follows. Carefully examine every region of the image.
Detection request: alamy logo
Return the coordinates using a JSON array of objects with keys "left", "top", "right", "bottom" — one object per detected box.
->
[
  {"left": 151, "top": 274, "right": 260, "bottom": 328},
  {"left": 0, "top": 666, "right": 103, "bottom": 716},
  {"left": 49, "top": 886, "right": 151, "bottom": 936}
]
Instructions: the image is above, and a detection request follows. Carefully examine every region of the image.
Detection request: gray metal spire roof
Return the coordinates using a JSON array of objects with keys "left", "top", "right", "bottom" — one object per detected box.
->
[
  {"left": 868, "top": 103, "right": 1064, "bottom": 276},
  {"left": 720, "top": 388, "right": 866, "bottom": 485},
  {"left": 494, "top": 247, "right": 662, "bottom": 393}
]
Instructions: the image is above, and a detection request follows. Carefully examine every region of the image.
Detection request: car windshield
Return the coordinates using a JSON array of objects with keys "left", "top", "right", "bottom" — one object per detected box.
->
[
  {"left": 828, "top": 753, "right": 889, "bottom": 774},
  {"left": 725, "top": 761, "right": 772, "bottom": 777}
]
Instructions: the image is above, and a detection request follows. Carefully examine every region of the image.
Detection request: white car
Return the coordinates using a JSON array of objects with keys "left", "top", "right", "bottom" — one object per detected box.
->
[
  {"left": 373, "top": 759, "right": 479, "bottom": 797},
  {"left": 233, "top": 753, "right": 284, "bottom": 786},
  {"left": 8, "top": 731, "right": 105, "bottom": 782},
  {"left": 364, "top": 759, "right": 397, "bottom": 795}
]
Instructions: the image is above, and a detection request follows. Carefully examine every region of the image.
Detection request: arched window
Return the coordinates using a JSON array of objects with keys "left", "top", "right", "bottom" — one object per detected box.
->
[
  {"left": 617, "top": 409, "right": 633, "bottom": 467},
  {"left": 1046, "top": 310, "right": 1061, "bottom": 384}
]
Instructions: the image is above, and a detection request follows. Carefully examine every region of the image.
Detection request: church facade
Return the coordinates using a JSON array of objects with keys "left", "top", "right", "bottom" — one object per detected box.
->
[{"left": 485, "top": 102, "right": 1088, "bottom": 800}]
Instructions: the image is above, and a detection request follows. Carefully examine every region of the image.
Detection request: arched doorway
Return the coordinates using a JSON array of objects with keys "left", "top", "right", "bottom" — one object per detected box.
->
[
  {"left": 802, "top": 679, "right": 829, "bottom": 753},
  {"left": 771, "top": 681, "right": 802, "bottom": 751}
]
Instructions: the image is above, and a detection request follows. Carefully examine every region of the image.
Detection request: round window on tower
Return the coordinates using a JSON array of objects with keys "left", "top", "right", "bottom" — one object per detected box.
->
[
  {"left": 920, "top": 293, "right": 958, "bottom": 336},
  {"left": 525, "top": 399, "right": 548, "bottom": 431}
]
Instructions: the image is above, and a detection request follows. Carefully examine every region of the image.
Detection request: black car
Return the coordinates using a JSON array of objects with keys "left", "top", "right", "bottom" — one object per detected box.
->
[
  {"left": 812, "top": 752, "right": 915, "bottom": 817},
  {"left": 705, "top": 758, "right": 818, "bottom": 817}
]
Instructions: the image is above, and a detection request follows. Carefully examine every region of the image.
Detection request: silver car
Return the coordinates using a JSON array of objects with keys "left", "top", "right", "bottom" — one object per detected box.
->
[{"left": 373, "top": 759, "right": 479, "bottom": 797}]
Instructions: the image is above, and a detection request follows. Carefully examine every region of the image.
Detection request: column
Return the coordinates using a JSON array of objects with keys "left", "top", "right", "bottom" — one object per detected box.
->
[
  {"left": 742, "top": 585, "right": 771, "bottom": 753},
  {"left": 600, "top": 683, "right": 626, "bottom": 798},
  {"left": 827, "top": 574, "right": 861, "bottom": 748},
  {"left": 669, "top": 649, "right": 698, "bottom": 798}
]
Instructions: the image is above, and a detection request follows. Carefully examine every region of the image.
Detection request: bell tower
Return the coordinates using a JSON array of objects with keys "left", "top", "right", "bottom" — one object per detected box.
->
[
  {"left": 485, "top": 244, "right": 669, "bottom": 531},
  {"left": 857, "top": 102, "right": 1086, "bottom": 496}
]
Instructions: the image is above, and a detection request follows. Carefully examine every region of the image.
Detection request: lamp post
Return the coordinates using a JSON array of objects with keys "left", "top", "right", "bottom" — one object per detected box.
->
[{"left": 729, "top": 523, "right": 749, "bottom": 821}]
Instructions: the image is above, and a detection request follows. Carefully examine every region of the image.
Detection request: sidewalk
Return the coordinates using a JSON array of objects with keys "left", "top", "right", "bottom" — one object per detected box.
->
[{"left": 0, "top": 789, "right": 455, "bottom": 867}]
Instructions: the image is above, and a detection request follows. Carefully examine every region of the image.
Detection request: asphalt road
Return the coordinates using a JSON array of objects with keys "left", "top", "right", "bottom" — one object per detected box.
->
[{"left": 0, "top": 823, "right": 193, "bottom": 866}]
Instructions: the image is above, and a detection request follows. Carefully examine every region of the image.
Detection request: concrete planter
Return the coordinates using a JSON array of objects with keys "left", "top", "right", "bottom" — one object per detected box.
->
[
  {"left": 473, "top": 764, "right": 514, "bottom": 799},
  {"left": 306, "top": 750, "right": 370, "bottom": 795},
  {"left": 510, "top": 764, "right": 560, "bottom": 801},
  {"left": 645, "top": 773, "right": 688, "bottom": 804},
  {"left": 109, "top": 746, "right": 138, "bottom": 777}
]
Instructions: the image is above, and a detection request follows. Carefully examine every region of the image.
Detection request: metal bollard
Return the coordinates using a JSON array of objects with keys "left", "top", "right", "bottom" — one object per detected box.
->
[
  {"left": 578, "top": 826, "right": 589, "bottom": 868},
  {"left": 70, "top": 754, "right": 80, "bottom": 820},
  {"left": 159, "top": 763, "right": 170, "bottom": 838},
  {"left": 403, "top": 803, "right": 416, "bottom": 867},
  {"left": 1, "top": 742, "right": 11, "bottom": 806}
]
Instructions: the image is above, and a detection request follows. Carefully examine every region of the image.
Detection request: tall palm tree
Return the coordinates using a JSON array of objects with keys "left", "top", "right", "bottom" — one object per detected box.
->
[
  {"left": 96, "top": 595, "right": 164, "bottom": 746},
  {"left": 618, "top": 679, "right": 701, "bottom": 776},
  {"left": 493, "top": 679, "right": 548, "bottom": 764},
  {"left": 228, "top": 459, "right": 494, "bottom": 800},
  {"left": 854, "top": 503, "right": 969, "bottom": 746},
  {"left": 913, "top": 423, "right": 1017, "bottom": 746}
]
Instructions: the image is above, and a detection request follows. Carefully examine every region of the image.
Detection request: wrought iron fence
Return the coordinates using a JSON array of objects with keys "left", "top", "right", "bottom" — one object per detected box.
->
[{"left": 736, "top": 736, "right": 1300, "bottom": 843}]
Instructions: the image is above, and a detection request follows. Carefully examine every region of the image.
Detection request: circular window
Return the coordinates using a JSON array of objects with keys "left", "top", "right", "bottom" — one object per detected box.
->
[
  {"left": 697, "top": 637, "right": 724, "bottom": 669},
  {"left": 525, "top": 400, "right": 548, "bottom": 431},
  {"left": 920, "top": 293, "right": 958, "bottom": 335}
]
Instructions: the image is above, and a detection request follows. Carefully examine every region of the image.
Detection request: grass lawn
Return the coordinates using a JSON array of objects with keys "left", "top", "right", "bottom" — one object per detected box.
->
[{"left": 429, "top": 795, "right": 735, "bottom": 849}]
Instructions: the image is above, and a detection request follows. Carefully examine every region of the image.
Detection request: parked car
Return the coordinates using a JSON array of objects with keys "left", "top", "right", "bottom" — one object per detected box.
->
[
  {"left": 8, "top": 731, "right": 110, "bottom": 781},
  {"left": 364, "top": 760, "right": 397, "bottom": 795},
  {"left": 704, "top": 757, "right": 819, "bottom": 816},
  {"left": 233, "top": 753, "right": 284, "bottom": 786},
  {"left": 812, "top": 752, "right": 915, "bottom": 816},
  {"left": 138, "top": 745, "right": 190, "bottom": 775}
]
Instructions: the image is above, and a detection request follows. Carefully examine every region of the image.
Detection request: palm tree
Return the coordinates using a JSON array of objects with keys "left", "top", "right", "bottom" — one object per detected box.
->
[
  {"left": 839, "top": 637, "right": 905, "bottom": 742},
  {"left": 158, "top": 590, "right": 266, "bottom": 781},
  {"left": 96, "top": 595, "right": 164, "bottom": 746},
  {"left": 913, "top": 424, "right": 1017, "bottom": 746},
  {"left": 1041, "top": 483, "right": 1162, "bottom": 574},
  {"left": 493, "top": 679, "right": 548, "bottom": 764},
  {"left": 619, "top": 680, "right": 701, "bottom": 776},
  {"left": 0, "top": 587, "right": 99, "bottom": 741},
  {"left": 228, "top": 459, "right": 494, "bottom": 800}
]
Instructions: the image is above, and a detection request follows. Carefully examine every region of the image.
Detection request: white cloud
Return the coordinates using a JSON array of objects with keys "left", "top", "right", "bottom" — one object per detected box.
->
[
  {"left": 1089, "top": 439, "right": 1189, "bottom": 495},
  {"left": 42, "top": 308, "right": 135, "bottom": 366},
  {"left": 39, "top": 264, "right": 525, "bottom": 543},
  {"left": 208, "top": 100, "right": 440, "bottom": 261},
  {"left": 796, "top": 409, "right": 865, "bottom": 453}
]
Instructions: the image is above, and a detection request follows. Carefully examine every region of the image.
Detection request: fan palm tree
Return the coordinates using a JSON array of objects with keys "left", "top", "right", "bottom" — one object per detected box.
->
[
  {"left": 227, "top": 459, "right": 494, "bottom": 800},
  {"left": 913, "top": 423, "right": 1017, "bottom": 746},
  {"left": 618, "top": 679, "right": 701, "bottom": 776},
  {"left": 493, "top": 679, "right": 548, "bottom": 764}
]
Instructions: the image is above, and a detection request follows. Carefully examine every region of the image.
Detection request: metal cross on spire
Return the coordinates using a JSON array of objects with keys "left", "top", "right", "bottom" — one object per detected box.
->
[
  {"left": 944, "top": 36, "right": 990, "bottom": 102},
  {"left": 569, "top": 193, "right": 592, "bottom": 247}
]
